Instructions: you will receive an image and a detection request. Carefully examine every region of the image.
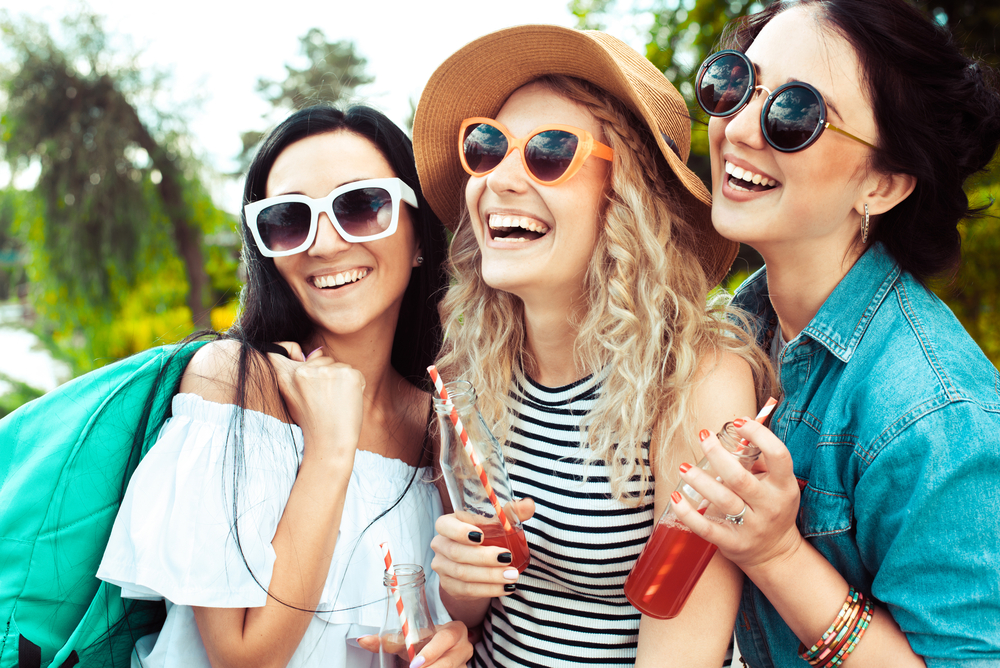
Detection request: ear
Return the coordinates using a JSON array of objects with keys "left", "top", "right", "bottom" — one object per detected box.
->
[{"left": 857, "top": 171, "right": 917, "bottom": 217}]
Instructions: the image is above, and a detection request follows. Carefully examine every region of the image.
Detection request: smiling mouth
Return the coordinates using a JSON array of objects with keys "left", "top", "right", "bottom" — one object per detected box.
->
[
  {"left": 725, "top": 161, "right": 780, "bottom": 192},
  {"left": 488, "top": 214, "right": 550, "bottom": 242},
  {"left": 312, "top": 268, "right": 369, "bottom": 289}
]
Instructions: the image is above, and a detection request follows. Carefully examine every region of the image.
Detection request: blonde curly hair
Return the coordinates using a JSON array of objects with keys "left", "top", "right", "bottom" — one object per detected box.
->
[{"left": 436, "top": 75, "right": 774, "bottom": 503}]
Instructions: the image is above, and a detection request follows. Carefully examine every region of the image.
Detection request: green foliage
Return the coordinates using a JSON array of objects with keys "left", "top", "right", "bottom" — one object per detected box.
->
[
  {"left": 0, "top": 372, "right": 45, "bottom": 418},
  {"left": 236, "top": 29, "right": 374, "bottom": 171},
  {"left": 0, "top": 10, "right": 240, "bottom": 375}
]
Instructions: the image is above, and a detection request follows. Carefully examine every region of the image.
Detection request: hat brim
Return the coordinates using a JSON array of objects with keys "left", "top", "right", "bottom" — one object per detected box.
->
[{"left": 413, "top": 24, "right": 737, "bottom": 286}]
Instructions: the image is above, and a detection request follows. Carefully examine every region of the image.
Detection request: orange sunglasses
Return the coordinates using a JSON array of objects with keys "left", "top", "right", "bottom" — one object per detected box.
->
[{"left": 458, "top": 117, "right": 614, "bottom": 186}]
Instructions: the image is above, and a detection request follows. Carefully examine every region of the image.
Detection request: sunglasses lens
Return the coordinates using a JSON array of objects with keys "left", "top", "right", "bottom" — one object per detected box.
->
[
  {"left": 764, "top": 86, "right": 823, "bottom": 150},
  {"left": 333, "top": 187, "right": 394, "bottom": 238},
  {"left": 524, "top": 130, "right": 579, "bottom": 182},
  {"left": 256, "top": 202, "right": 312, "bottom": 252},
  {"left": 698, "top": 54, "right": 753, "bottom": 115},
  {"left": 463, "top": 123, "right": 508, "bottom": 174}
]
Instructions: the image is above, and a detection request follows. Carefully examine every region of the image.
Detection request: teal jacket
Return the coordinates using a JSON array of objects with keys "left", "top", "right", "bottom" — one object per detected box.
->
[
  {"left": 732, "top": 245, "right": 1000, "bottom": 667},
  {"left": 0, "top": 341, "right": 207, "bottom": 668}
]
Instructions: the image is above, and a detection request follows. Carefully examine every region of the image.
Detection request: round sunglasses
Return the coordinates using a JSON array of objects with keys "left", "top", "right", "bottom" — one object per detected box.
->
[
  {"left": 695, "top": 50, "right": 874, "bottom": 153},
  {"left": 459, "top": 117, "right": 614, "bottom": 185},
  {"left": 244, "top": 177, "right": 418, "bottom": 257}
]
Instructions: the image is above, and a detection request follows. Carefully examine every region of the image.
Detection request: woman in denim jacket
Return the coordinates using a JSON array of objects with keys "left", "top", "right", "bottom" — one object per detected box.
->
[{"left": 672, "top": 1, "right": 1000, "bottom": 666}]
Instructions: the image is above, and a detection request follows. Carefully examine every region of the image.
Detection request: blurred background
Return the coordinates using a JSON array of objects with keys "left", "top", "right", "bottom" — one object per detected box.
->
[{"left": 1, "top": 0, "right": 997, "bottom": 415}]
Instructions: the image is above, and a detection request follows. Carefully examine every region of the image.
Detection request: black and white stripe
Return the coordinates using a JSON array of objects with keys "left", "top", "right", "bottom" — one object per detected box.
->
[{"left": 473, "top": 369, "right": 653, "bottom": 668}]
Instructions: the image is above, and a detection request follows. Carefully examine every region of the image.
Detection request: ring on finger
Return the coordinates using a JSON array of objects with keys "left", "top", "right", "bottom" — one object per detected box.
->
[{"left": 725, "top": 503, "right": 748, "bottom": 526}]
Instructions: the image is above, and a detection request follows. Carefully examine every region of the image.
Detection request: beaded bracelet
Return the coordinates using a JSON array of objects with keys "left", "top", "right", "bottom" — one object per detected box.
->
[
  {"left": 826, "top": 597, "right": 874, "bottom": 667},
  {"left": 799, "top": 586, "right": 872, "bottom": 667}
]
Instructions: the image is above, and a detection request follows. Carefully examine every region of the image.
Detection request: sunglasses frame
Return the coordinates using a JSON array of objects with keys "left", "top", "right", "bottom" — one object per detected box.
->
[
  {"left": 696, "top": 50, "right": 875, "bottom": 153},
  {"left": 244, "top": 177, "right": 418, "bottom": 258},
  {"left": 458, "top": 117, "right": 614, "bottom": 186}
]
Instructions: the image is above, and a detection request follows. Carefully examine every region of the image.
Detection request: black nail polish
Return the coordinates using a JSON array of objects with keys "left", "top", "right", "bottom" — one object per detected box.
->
[
  {"left": 497, "top": 552, "right": 513, "bottom": 564},
  {"left": 503, "top": 584, "right": 516, "bottom": 592},
  {"left": 468, "top": 531, "right": 483, "bottom": 543}
]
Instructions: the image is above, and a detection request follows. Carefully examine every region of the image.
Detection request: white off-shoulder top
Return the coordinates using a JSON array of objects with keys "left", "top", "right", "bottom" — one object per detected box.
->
[{"left": 98, "top": 393, "right": 447, "bottom": 668}]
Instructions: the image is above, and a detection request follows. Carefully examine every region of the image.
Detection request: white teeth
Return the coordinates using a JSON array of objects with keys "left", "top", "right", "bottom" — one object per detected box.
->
[
  {"left": 725, "top": 161, "right": 776, "bottom": 189},
  {"left": 313, "top": 269, "right": 368, "bottom": 288},
  {"left": 488, "top": 214, "right": 550, "bottom": 235}
]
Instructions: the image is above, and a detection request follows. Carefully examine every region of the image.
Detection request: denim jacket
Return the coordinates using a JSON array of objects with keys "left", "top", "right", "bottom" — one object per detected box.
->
[{"left": 731, "top": 244, "right": 1000, "bottom": 668}]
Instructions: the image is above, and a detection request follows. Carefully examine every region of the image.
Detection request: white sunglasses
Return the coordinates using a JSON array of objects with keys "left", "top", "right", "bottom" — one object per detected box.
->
[{"left": 244, "top": 177, "right": 418, "bottom": 257}]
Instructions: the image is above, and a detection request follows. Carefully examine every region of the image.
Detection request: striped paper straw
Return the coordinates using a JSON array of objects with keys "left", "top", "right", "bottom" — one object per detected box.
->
[
  {"left": 739, "top": 397, "right": 779, "bottom": 447},
  {"left": 427, "top": 366, "right": 515, "bottom": 534},
  {"left": 380, "top": 541, "right": 418, "bottom": 662}
]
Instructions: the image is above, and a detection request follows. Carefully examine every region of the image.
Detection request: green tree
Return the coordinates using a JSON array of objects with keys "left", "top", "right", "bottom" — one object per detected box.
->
[
  {"left": 236, "top": 29, "right": 373, "bottom": 171},
  {"left": 571, "top": 0, "right": 1000, "bottom": 366},
  {"left": 0, "top": 10, "right": 240, "bottom": 372}
]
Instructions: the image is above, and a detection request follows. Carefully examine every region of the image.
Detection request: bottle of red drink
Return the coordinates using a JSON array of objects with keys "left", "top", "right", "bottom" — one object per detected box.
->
[
  {"left": 624, "top": 422, "right": 759, "bottom": 619},
  {"left": 379, "top": 564, "right": 435, "bottom": 668},
  {"left": 434, "top": 381, "right": 530, "bottom": 573}
]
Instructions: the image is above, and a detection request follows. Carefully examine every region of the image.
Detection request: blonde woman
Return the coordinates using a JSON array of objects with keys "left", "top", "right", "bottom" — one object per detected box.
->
[{"left": 412, "top": 26, "right": 773, "bottom": 668}]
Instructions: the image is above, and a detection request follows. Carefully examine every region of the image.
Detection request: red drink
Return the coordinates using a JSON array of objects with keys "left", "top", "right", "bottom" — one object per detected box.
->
[
  {"left": 479, "top": 523, "right": 531, "bottom": 573},
  {"left": 624, "top": 518, "right": 718, "bottom": 619}
]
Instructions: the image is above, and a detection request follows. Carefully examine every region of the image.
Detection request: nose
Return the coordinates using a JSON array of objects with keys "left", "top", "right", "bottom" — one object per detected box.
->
[
  {"left": 724, "top": 85, "right": 770, "bottom": 150},
  {"left": 485, "top": 147, "right": 531, "bottom": 195},
  {"left": 307, "top": 212, "right": 352, "bottom": 256}
]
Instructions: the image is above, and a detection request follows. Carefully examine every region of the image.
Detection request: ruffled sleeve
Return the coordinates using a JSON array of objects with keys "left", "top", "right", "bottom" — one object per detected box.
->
[{"left": 98, "top": 393, "right": 304, "bottom": 608}]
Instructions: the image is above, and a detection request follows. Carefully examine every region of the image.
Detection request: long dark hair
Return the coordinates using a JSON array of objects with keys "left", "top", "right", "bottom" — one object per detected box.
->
[
  {"left": 232, "top": 104, "right": 447, "bottom": 379},
  {"left": 226, "top": 104, "right": 447, "bottom": 611},
  {"left": 724, "top": 0, "right": 1000, "bottom": 283}
]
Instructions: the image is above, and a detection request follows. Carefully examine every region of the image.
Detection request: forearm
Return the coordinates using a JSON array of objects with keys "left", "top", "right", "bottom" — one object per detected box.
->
[
  {"left": 744, "top": 535, "right": 925, "bottom": 667},
  {"left": 195, "top": 455, "right": 353, "bottom": 668}
]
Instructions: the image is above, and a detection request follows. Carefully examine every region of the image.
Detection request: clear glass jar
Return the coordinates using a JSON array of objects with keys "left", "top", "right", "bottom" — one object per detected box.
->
[
  {"left": 433, "top": 380, "right": 530, "bottom": 572},
  {"left": 624, "top": 422, "right": 761, "bottom": 619},
  {"left": 379, "top": 565, "right": 435, "bottom": 668}
]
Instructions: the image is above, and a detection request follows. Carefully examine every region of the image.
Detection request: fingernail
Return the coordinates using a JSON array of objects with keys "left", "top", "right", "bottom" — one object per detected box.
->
[
  {"left": 733, "top": 418, "right": 747, "bottom": 427},
  {"left": 503, "top": 568, "right": 519, "bottom": 580},
  {"left": 497, "top": 552, "right": 512, "bottom": 564},
  {"left": 679, "top": 462, "right": 692, "bottom": 474},
  {"left": 671, "top": 491, "right": 682, "bottom": 504},
  {"left": 503, "top": 583, "right": 516, "bottom": 592},
  {"left": 468, "top": 531, "right": 483, "bottom": 543},
  {"left": 699, "top": 429, "right": 711, "bottom": 441},
  {"left": 410, "top": 656, "right": 426, "bottom": 668},
  {"left": 307, "top": 346, "right": 322, "bottom": 359}
]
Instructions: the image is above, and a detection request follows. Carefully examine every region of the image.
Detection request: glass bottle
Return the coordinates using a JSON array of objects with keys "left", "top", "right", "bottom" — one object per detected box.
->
[
  {"left": 379, "top": 565, "right": 435, "bottom": 668},
  {"left": 624, "top": 422, "right": 761, "bottom": 619},
  {"left": 433, "top": 380, "right": 530, "bottom": 572}
]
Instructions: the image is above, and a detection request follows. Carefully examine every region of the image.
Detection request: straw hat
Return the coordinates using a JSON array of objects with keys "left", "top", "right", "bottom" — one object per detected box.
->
[{"left": 412, "top": 24, "right": 737, "bottom": 286}]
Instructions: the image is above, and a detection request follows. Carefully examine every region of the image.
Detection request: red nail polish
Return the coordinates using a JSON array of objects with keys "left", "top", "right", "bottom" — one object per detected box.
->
[
  {"left": 733, "top": 418, "right": 747, "bottom": 428},
  {"left": 671, "top": 491, "right": 682, "bottom": 504},
  {"left": 699, "top": 429, "right": 711, "bottom": 441},
  {"left": 679, "top": 462, "right": 692, "bottom": 474}
]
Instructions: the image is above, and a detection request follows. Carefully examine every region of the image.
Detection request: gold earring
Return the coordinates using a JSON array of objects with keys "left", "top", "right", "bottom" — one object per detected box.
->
[{"left": 862, "top": 203, "right": 870, "bottom": 245}]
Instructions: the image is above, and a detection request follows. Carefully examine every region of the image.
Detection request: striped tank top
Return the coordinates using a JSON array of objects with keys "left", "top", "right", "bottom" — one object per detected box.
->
[{"left": 473, "top": 368, "right": 654, "bottom": 667}]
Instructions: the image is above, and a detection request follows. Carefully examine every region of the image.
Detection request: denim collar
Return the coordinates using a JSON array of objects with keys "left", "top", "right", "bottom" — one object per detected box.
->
[{"left": 733, "top": 242, "right": 902, "bottom": 363}]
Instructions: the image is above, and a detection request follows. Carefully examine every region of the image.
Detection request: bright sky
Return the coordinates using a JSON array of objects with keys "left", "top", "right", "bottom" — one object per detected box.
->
[{"left": 2, "top": 0, "right": 652, "bottom": 211}]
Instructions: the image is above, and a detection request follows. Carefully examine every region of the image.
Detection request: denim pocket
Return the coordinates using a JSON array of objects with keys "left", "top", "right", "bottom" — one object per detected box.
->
[{"left": 798, "top": 485, "right": 853, "bottom": 538}]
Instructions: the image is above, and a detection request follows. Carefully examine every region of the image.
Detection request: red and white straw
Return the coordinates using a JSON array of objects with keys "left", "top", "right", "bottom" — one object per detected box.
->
[
  {"left": 427, "top": 366, "right": 514, "bottom": 534},
  {"left": 739, "top": 397, "right": 779, "bottom": 446},
  {"left": 380, "top": 541, "right": 418, "bottom": 661}
]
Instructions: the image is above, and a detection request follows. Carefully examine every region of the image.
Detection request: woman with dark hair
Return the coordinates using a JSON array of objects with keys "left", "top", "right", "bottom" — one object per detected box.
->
[
  {"left": 672, "top": 1, "right": 1000, "bottom": 666},
  {"left": 96, "top": 105, "right": 471, "bottom": 668}
]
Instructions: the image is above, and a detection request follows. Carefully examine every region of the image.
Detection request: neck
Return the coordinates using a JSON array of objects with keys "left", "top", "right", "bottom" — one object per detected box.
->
[
  {"left": 759, "top": 239, "right": 863, "bottom": 340},
  {"left": 307, "top": 324, "right": 406, "bottom": 414},
  {"left": 521, "top": 295, "right": 586, "bottom": 388}
]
